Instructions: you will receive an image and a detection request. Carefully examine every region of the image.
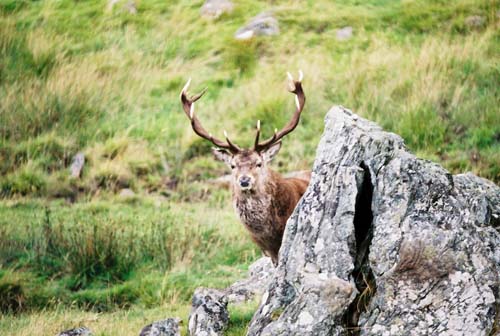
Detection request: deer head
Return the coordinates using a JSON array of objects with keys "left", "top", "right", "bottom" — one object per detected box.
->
[{"left": 180, "top": 72, "right": 305, "bottom": 192}]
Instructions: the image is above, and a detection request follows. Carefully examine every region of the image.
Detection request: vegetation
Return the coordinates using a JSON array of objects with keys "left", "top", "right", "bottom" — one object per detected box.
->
[{"left": 0, "top": 0, "right": 498, "bottom": 334}]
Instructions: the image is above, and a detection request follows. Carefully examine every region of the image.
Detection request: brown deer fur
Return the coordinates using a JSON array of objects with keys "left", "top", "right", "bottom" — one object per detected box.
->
[
  {"left": 213, "top": 147, "right": 310, "bottom": 265},
  {"left": 234, "top": 170, "right": 310, "bottom": 265},
  {"left": 180, "top": 72, "right": 309, "bottom": 266}
]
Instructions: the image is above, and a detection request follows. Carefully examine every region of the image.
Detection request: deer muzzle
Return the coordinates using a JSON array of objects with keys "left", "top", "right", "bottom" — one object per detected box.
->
[{"left": 238, "top": 175, "right": 253, "bottom": 190}]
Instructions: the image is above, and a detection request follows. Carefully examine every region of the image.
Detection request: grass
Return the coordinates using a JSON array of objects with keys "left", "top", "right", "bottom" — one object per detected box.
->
[{"left": 0, "top": 0, "right": 498, "bottom": 334}]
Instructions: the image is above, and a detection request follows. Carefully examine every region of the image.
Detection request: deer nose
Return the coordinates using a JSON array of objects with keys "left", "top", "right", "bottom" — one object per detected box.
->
[{"left": 239, "top": 175, "right": 252, "bottom": 188}]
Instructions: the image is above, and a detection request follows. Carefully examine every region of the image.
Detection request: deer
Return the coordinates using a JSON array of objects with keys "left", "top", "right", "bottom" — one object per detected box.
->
[{"left": 180, "top": 71, "right": 310, "bottom": 266}]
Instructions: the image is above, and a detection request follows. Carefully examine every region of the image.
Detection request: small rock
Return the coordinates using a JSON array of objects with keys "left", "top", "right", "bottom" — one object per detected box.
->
[
  {"left": 70, "top": 152, "right": 85, "bottom": 178},
  {"left": 119, "top": 188, "right": 136, "bottom": 198},
  {"left": 235, "top": 12, "right": 279, "bottom": 40},
  {"left": 336, "top": 26, "right": 353, "bottom": 41},
  {"left": 139, "top": 318, "right": 181, "bottom": 336},
  {"left": 189, "top": 288, "right": 229, "bottom": 336},
  {"left": 107, "top": 0, "right": 119, "bottom": 11},
  {"left": 58, "top": 327, "right": 93, "bottom": 336},
  {"left": 226, "top": 257, "right": 274, "bottom": 303},
  {"left": 465, "top": 15, "right": 485, "bottom": 28},
  {"left": 200, "top": 0, "right": 233, "bottom": 19},
  {"left": 107, "top": 0, "right": 136, "bottom": 14},
  {"left": 124, "top": 0, "right": 137, "bottom": 14}
]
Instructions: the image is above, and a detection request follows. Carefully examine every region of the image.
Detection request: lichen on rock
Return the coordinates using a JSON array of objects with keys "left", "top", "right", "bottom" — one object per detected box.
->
[{"left": 246, "top": 106, "right": 499, "bottom": 336}]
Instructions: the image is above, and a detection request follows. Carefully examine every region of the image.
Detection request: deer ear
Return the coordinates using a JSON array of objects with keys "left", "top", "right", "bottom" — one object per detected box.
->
[
  {"left": 262, "top": 141, "right": 282, "bottom": 163},
  {"left": 212, "top": 148, "right": 232, "bottom": 167}
]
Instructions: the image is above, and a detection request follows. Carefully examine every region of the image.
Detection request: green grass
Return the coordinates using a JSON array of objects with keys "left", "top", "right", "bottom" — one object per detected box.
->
[{"left": 0, "top": 0, "right": 498, "bottom": 334}]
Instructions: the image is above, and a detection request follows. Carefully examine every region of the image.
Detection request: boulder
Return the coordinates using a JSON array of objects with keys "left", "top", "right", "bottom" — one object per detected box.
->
[
  {"left": 200, "top": 0, "right": 234, "bottom": 19},
  {"left": 139, "top": 318, "right": 181, "bottom": 336},
  {"left": 189, "top": 288, "right": 229, "bottom": 336},
  {"left": 226, "top": 257, "right": 274, "bottom": 303},
  {"left": 235, "top": 12, "right": 279, "bottom": 40},
  {"left": 247, "top": 106, "right": 500, "bottom": 335}
]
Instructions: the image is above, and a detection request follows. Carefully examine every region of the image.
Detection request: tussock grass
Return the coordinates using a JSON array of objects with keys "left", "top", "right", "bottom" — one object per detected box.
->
[{"left": 0, "top": 198, "right": 254, "bottom": 312}]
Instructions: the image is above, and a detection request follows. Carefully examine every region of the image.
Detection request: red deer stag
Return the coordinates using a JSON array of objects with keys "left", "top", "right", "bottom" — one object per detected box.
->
[{"left": 180, "top": 72, "right": 310, "bottom": 265}]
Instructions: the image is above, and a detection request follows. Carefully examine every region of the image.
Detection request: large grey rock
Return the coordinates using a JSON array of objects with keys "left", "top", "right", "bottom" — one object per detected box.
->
[
  {"left": 226, "top": 257, "right": 274, "bottom": 303},
  {"left": 200, "top": 0, "right": 233, "bottom": 19},
  {"left": 139, "top": 318, "right": 181, "bottom": 336},
  {"left": 235, "top": 12, "right": 279, "bottom": 40},
  {"left": 189, "top": 288, "right": 229, "bottom": 336},
  {"left": 247, "top": 106, "right": 500, "bottom": 335}
]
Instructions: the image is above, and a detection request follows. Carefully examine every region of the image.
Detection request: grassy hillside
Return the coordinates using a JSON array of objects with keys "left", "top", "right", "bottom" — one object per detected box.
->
[{"left": 0, "top": 0, "right": 498, "bottom": 335}]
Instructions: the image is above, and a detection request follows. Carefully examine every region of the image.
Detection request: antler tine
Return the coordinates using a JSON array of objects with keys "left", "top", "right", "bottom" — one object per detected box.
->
[
  {"left": 180, "top": 79, "right": 241, "bottom": 154},
  {"left": 253, "top": 120, "right": 261, "bottom": 149},
  {"left": 255, "top": 71, "right": 306, "bottom": 152}
]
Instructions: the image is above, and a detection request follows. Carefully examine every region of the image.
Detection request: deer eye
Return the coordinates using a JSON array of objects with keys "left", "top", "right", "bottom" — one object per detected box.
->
[
  {"left": 231, "top": 164, "right": 236, "bottom": 169},
  {"left": 256, "top": 162, "right": 262, "bottom": 168}
]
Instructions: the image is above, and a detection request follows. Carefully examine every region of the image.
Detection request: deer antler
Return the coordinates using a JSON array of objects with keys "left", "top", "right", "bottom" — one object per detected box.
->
[
  {"left": 180, "top": 79, "right": 241, "bottom": 154},
  {"left": 254, "top": 71, "right": 305, "bottom": 152}
]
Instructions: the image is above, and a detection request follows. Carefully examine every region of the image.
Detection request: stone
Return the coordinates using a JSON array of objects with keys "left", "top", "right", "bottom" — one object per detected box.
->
[
  {"left": 124, "top": 0, "right": 137, "bottom": 15},
  {"left": 226, "top": 257, "right": 274, "bottom": 303},
  {"left": 189, "top": 288, "right": 229, "bottom": 336},
  {"left": 58, "top": 327, "right": 93, "bottom": 336},
  {"left": 107, "top": 0, "right": 120, "bottom": 11},
  {"left": 465, "top": 15, "right": 486, "bottom": 28},
  {"left": 70, "top": 152, "right": 85, "bottom": 178},
  {"left": 235, "top": 12, "right": 279, "bottom": 40},
  {"left": 107, "top": 0, "right": 136, "bottom": 14},
  {"left": 336, "top": 26, "right": 353, "bottom": 40},
  {"left": 200, "top": 0, "right": 234, "bottom": 19},
  {"left": 119, "top": 188, "right": 136, "bottom": 198},
  {"left": 246, "top": 106, "right": 499, "bottom": 335},
  {"left": 139, "top": 318, "right": 181, "bottom": 336}
]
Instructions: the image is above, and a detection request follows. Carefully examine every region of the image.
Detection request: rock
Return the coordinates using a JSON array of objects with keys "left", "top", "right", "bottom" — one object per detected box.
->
[
  {"left": 189, "top": 288, "right": 229, "bottom": 336},
  {"left": 139, "top": 318, "right": 181, "bottom": 336},
  {"left": 226, "top": 257, "right": 274, "bottom": 303},
  {"left": 235, "top": 12, "right": 279, "bottom": 40},
  {"left": 247, "top": 106, "right": 500, "bottom": 335},
  {"left": 107, "top": 0, "right": 120, "bottom": 11},
  {"left": 124, "top": 0, "right": 137, "bottom": 15},
  {"left": 119, "top": 188, "right": 136, "bottom": 198},
  {"left": 58, "top": 327, "right": 93, "bottom": 336},
  {"left": 336, "top": 26, "right": 353, "bottom": 40},
  {"left": 465, "top": 15, "right": 486, "bottom": 28},
  {"left": 200, "top": 0, "right": 233, "bottom": 19},
  {"left": 107, "top": 0, "right": 136, "bottom": 14},
  {"left": 70, "top": 152, "right": 85, "bottom": 178}
]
